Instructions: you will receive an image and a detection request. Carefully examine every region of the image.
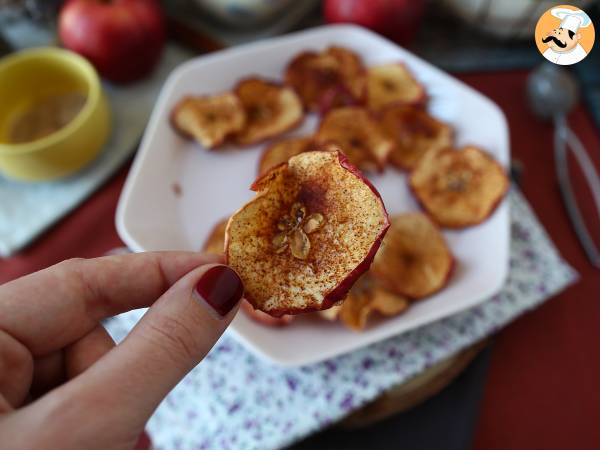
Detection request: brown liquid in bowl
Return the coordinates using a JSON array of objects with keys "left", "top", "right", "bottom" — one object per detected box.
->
[{"left": 8, "top": 92, "right": 87, "bottom": 144}]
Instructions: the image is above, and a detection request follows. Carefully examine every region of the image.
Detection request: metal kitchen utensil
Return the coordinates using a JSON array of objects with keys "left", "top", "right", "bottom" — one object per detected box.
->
[{"left": 527, "top": 63, "right": 600, "bottom": 268}]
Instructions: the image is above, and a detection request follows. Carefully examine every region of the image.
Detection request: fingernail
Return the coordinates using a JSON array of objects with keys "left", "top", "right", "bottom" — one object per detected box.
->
[{"left": 194, "top": 265, "right": 244, "bottom": 317}]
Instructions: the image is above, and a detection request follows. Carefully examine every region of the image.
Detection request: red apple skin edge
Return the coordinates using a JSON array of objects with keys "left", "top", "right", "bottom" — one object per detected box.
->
[
  {"left": 231, "top": 152, "right": 390, "bottom": 317},
  {"left": 59, "top": 0, "right": 166, "bottom": 83},
  {"left": 241, "top": 300, "right": 294, "bottom": 327},
  {"left": 325, "top": 152, "right": 390, "bottom": 308}
]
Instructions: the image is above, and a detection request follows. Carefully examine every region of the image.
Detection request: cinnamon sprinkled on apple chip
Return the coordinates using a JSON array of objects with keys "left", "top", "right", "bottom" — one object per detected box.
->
[
  {"left": 380, "top": 105, "right": 453, "bottom": 170},
  {"left": 371, "top": 213, "right": 454, "bottom": 299},
  {"left": 409, "top": 146, "right": 509, "bottom": 228},
  {"left": 315, "top": 107, "right": 393, "bottom": 172},
  {"left": 170, "top": 93, "right": 246, "bottom": 148},
  {"left": 225, "top": 150, "right": 389, "bottom": 316},
  {"left": 202, "top": 218, "right": 293, "bottom": 326},
  {"left": 285, "top": 46, "right": 366, "bottom": 111},
  {"left": 326, "top": 46, "right": 366, "bottom": 105},
  {"left": 257, "top": 136, "right": 314, "bottom": 176},
  {"left": 367, "top": 63, "right": 426, "bottom": 111},
  {"left": 234, "top": 78, "right": 303, "bottom": 145}
]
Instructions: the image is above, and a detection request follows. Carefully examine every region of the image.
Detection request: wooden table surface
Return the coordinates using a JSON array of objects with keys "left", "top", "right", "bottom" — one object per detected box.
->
[{"left": 1, "top": 70, "right": 599, "bottom": 450}]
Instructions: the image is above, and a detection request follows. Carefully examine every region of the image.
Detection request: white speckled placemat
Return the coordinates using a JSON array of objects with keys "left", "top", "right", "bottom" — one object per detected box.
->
[
  {"left": 0, "top": 21, "right": 192, "bottom": 257},
  {"left": 104, "top": 188, "right": 577, "bottom": 450}
]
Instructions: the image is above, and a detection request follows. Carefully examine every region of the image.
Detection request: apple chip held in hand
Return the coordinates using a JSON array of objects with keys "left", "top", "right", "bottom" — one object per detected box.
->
[
  {"left": 285, "top": 46, "right": 366, "bottom": 111},
  {"left": 171, "top": 93, "right": 246, "bottom": 149},
  {"left": 371, "top": 213, "right": 454, "bottom": 299},
  {"left": 202, "top": 218, "right": 294, "bottom": 326},
  {"left": 225, "top": 150, "right": 390, "bottom": 317},
  {"left": 315, "top": 107, "right": 393, "bottom": 172},
  {"left": 257, "top": 136, "right": 314, "bottom": 176},
  {"left": 367, "top": 63, "right": 426, "bottom": 111},
  {"left": 409, "top": 146, "right": 509, "bottom": 228},
  {"left": 234, "top": 78, "right": 303, "bottom": 145},
  {"left": 380, "top": 105, "right": 453, "bottom": 170},
  {"left": 240, "top": 300, "right": 294, "bottom": 327}
]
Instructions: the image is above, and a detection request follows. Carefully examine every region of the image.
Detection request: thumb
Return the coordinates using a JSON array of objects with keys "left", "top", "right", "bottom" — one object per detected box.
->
[{"left": 63, "top": 263, "right": 243, "bottom": 433}]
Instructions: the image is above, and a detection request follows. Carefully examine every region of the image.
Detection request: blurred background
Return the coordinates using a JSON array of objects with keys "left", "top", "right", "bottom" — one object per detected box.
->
[{"left": 0, "top": 1, "right": 599, "bottom": 450}]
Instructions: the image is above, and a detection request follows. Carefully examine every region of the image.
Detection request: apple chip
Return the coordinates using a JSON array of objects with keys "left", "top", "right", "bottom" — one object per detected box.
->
[
  {"left": 371, "top": 213, "right": 454, "bottom": 299},
  {"left": 315, "top": 107, "right": 394, "bottom": 172},
  {"left": 241, "top": 299, "right": 294, "bottom": 326},
  {"left": 202, "top": 218, "right": 229, "bottom": 255},
  {"left": 285, "top": 46, "right": 366, "bottom": 111},
  {"left": 234, "top": 78, "right": 303, "bottom": 145},
  {"left": 317, "top": 304, "right": 342, "bottom": 321},
  {"left": 380, "top": 105, "right": 453, "bottom": 170},
  {"left": 326, "top": 46, "right": 366, "bottom": 104},
  {"left": 202, "top": 219, "right": 293, "bottom": 325},
  {"left": 318, "top": 84, "right": 362, "bottom": 115},
  {"left": 225, "top": 150, "right": 390, "bottom": 316},
  {"left": 257, "top": 136, "right": 313, "bottom": 176},
  {"left": 409, "top": 147, "right": 509, "bottom": 228},
  {"left": 339, "top": 274, "right": 409, "bottom": 331},
  {"left": 170, "top": 92, "right": 246, "bottom": 148},
  {"left": 367, "top": 63, "right": 426, "bottom": 111}
]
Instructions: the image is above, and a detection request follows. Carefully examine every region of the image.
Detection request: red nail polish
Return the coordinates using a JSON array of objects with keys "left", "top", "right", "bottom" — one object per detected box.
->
[{"left": 195, "top": 265, "right": 243, "bottom": 317}]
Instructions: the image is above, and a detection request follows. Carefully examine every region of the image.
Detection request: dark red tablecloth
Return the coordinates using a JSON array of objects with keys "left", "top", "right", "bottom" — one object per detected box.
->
[
  {"left": 1, "top": 71, "right": 599, "bottom": 450},
  {"left": 462, "top": 72, "right": 600, "bottom": 450}
]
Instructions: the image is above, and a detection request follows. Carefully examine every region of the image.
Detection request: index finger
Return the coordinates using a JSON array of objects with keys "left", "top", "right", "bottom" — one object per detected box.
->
[{"left": 0, "top": 252, "right": 221, "bottom": 356}]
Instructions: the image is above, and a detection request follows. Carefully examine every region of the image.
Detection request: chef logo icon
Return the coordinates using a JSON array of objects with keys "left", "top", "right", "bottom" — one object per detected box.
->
[{"left": 535, "top": 5, "right": 595, "bottom": 65}]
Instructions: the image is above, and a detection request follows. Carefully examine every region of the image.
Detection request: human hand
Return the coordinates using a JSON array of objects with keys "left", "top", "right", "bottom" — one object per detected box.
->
[{"left": 0, "top": 252, "right": 244, "bottom": 450}]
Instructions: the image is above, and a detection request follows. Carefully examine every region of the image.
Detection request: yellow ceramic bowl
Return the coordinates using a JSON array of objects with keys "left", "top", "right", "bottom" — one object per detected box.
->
[{"left": 0, "top": 47, "right": 110, "bottom": 181}]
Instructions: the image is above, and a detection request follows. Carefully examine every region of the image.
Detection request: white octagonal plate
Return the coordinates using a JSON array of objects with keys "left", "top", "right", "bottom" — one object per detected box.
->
[{"left": 116, "top": 25, "right": 510, "bottom": 367}]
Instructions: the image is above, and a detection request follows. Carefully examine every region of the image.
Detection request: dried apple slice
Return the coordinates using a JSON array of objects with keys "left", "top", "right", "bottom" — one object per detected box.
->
[
  {"left": 284, "top": 51, "right": 324, "bottom": 110},
  {"left": 370, "top": 213, "right": 453, "bottom": 299},
  {"left": 317, "top": 304, "right": 342, "bottom": 321},
  {"left": 285, "top": 46, "right": 366, "bottom": 111},
  {"left": 234, "top": 78, "right": 303, "bottom": 146},
  {"left": 240, "top": 299, "right": 294, "bottom": 327},
  {"left": 202, "top": 219, "right": 293, "bottom": 326},
  {"left": 326, "top": 46, "right": 366, "bottom": 103},
  {"left": 367, "top": 63, "right": 426, "bottom": 111},
  {"left": 257, "top": 136, "right": 314, "bottom": 176},
  {"left": 170, "top": 92, "right": 246, "bottom": 148},
  {"left": 409, "top": 146, "right": 509, "bottom": 228},
  {"left": 317, "top": 84, "right": 362, "bottom": 115},
  {"left": 202, "top": 218, "right": 229, "bottom": 255},
  {"left": 225, "top": 150, "right": 390, "bottom": 316},
  {"left": 315, "top": 107, "right": 393, "bottom": 172},
  {"left": 339, "top": 274, "right": 409, "bottom": 331},
  {"left": 380, "top": 105, "right": 453, "bottom": 170}
]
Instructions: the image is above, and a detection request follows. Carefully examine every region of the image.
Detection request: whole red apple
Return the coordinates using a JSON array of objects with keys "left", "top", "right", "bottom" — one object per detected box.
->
[
  {"left": 59, "top": 0, "right": 166, "bottom": 83},
  {"left": 324, "top": 0, "right": 425, "bottom": 45}
]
